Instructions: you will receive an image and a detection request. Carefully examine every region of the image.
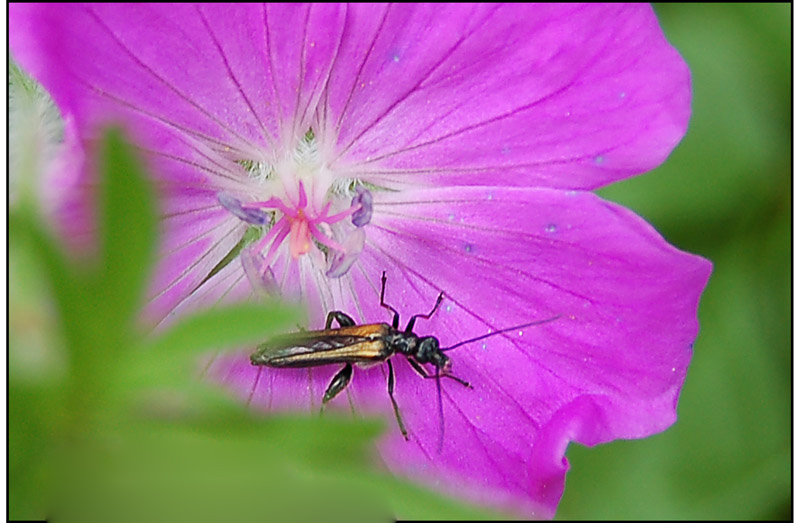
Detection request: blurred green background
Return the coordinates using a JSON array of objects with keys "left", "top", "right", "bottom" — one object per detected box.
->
[
  {"left": 559, "top": 3, "right": 791, "bottom": 520},
  {"left": 9, "top": 3, "right": 790, "bottom": 521}
]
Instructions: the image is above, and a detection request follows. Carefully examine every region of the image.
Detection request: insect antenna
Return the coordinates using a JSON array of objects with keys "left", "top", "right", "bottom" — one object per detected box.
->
[{"left": 441, "top": 315, "right": 562, "bottom": 352}]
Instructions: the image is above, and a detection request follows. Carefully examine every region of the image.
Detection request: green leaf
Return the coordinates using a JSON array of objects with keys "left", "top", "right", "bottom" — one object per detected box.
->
[
  {"left": 9, "top": 208, "right": 85, "bottom": 358},
  {"left": 140, "top": 302, "right": 302, "bottom": 355},
  {"left": 127, "top": 302, "right": 301, "bottom": 388},
  {"left": 50, "top": 414, "right": 387, "bottom": 523},
  {"left": 194, "top": 225, "right": 263, "bottom": 292},
  {"left": 96, "top": 128, "right": 158, "bottom": 335},
  {"left": 601, "top": 3, "right": 790, "bottom": 249}
]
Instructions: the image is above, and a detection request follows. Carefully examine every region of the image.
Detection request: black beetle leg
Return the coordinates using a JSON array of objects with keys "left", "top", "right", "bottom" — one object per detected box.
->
[
  {"left": 320, "top": 364, "right": 354, "bottom": 414},
  {"left": 386, "top": 359, "right": 409, "bottom": 440},
  {"left": 325, "top": 311, "right": 356, "bottom": 329}
]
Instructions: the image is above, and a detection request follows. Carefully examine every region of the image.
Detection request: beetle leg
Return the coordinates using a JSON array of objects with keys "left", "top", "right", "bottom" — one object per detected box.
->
[
  {"left": 406, "top": 358, "right": 472, "bottom": 388},
  {"left": 386, "top": 359, "right": 409, "bottom": 440},
  {"left": 406, "top": 357, "right": 429, "bottom": 378},
  {"left": 380, "top": 271, "right": 400, "bottom": 329},
  {"left": 405, "top": 291, "right": 444, "bottom": 333},
  {"left": 325, "top": 311, "right": 356, "bottom": 329},
  {"left": 321, "top": 364, "right": 353, "bottom": 407},
  {"left": 441, "top": 373, "right": 471, "bottom": 388}
]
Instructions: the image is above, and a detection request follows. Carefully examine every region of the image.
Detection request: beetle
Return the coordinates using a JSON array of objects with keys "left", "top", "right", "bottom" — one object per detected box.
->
[{"left": 250, "top": 271, "right": 559, "bottom": 441}]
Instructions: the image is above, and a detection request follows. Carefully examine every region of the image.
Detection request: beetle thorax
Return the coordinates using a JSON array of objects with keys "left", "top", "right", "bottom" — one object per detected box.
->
[{"left": 386, "top": 331, "right": 419, "bottom": 357}]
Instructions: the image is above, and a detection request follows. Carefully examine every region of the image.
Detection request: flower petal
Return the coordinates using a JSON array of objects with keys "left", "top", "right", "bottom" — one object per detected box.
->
[
  {"left": 347, "top": 186, "right": 711, "bottom": 516},
  {"left": 11, "top": 3, "right": 348, "bottom": 322},
  {"left": 323, "top": 4, "right": 689, "bottom": 190},
  {"left": 213, "top": 185, "right": 709, "bottom": 516},
  {"left": 12, "top": 4, "right": 705, "bottom": 517},
  {"left": 11, "top": 4, "right": 346, "bottom": 151}
]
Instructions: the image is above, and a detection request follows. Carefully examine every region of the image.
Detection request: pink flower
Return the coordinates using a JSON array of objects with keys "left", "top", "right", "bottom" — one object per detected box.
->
[{"left": 11, "top": 4, "right": 712, "bottom": 517}]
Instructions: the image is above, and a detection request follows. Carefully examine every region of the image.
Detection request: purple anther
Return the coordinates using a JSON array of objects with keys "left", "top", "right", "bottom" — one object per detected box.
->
[
  {"left": 241, "top": 247, "right": 279, "bottom": 296},
  {"left": 350, "top": 186, "right": 373, "bottom": 227},
  {"left": 325, "top": 228, "right": 365, "bottom": 278},
  {"left": 218, "top": 192, "right": 269, "bottom": 225}
]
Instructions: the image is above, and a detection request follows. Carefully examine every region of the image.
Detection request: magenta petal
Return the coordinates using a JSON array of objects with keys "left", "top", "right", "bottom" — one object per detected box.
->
[
  {"left": 36, "top": 118, "right": 95, "bottom": 253},
  {"left": 325, "top": 4, "right": 689, "bottom": 190},
  {"left": 11, "top": 4, "right": 706, "bottom": 518},
  {"left": 348, "top": 186, "right": 711, "bottom": 516},
  {"left": 10, "top": 4, "right": 346, "bottom": 151},
  {"left": 10, "top": 3, "right": 347, "bottom": 322},
  {"left": 157, "top": 241, "right": 257, "bottom": 330},
  {"left": 213, "top": 185, "right": 710, "bottom": 517}
]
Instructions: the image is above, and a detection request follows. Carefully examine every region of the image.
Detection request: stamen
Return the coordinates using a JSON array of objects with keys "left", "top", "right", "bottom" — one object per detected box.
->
[
  {"left": 241, "top": 247, "right": 279, "bottom": 296},
  {"left": 247, "top": 197, "right": 296, "bottom": 217},
  {"left": 319, "top": 201, "right": 332, "bottom": 217},
  {"left": 252, "top": 215, "right": 289, "bottom": 254},
  {"left": 297, "top": 180, "right": 308, "bottom": 209},
  {"left": 309, "top": 224, "right": 345, "bottom": 253},
  {"left": 351, "top": 187, "right": 373, "bottom": 227},
  {"left": 319, "top": 204, "right": 360, "bottom": 224},
  {"left": 217, "top": 192, "right": 269, "bottom": 225},
  {"left": 326, "top": 228, "right": 365, "bottom": 278},
  {"left": 222, "top": 168, "right": 374, "bottom": 284},
  {"left": 261, "top": 218, "right": 291, "bottom": 272}
]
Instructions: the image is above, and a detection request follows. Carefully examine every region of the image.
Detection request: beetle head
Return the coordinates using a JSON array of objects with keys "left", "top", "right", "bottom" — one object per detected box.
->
[{"left": 418, "top": 337, "right": 450, "bottom": 371}]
